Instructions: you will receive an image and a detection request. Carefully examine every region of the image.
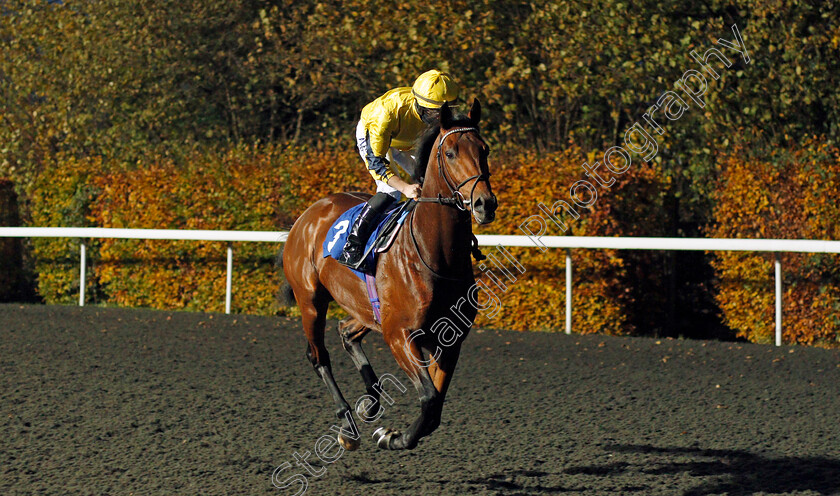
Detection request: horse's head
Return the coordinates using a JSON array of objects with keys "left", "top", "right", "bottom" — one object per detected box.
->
[{"left": 434, "top": 99, "right": 497, "bottom": 225}]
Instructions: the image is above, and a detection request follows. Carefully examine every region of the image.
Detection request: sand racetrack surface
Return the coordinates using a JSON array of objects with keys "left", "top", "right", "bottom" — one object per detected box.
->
[{"left": 2, "top": 304, "right": 839, "bottom": 495}]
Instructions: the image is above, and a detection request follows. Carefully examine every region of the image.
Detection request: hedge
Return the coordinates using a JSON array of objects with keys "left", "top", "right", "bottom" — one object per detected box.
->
[
  {"left": 710, "top": 139, "right": 840, "bottom": 346},
  {"left": 30, "top": 139, "right": 840, "bottom": 346}
]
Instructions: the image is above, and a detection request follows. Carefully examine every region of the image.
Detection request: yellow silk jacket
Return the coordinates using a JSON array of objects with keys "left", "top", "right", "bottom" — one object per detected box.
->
[{"left": 359, "top": 87, "right": 426, "bottom": 182}]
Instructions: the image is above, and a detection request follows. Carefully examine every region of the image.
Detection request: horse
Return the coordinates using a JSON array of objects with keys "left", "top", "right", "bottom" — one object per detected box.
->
[{"left": 281, "top": 99, "right": 497, "bottom": 450}]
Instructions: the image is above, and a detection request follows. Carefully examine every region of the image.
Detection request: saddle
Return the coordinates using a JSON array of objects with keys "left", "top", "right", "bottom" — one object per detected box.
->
[{"left": 322, "top": 199, "right": 416, "bottom": 280}]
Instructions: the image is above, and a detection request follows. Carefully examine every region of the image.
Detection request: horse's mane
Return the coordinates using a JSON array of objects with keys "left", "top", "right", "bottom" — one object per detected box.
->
[{"left": 413, "top": 113, "right": 475, "bottom": 184}]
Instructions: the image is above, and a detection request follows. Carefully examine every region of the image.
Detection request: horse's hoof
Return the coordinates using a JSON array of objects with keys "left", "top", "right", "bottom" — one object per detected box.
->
[
  {"left": 338, "top": 432, "right": 361, "bottom": 451},
  {"left": 356, "top": 400, "right": 383, "bottom": 423},
  {"left": 372, "top": 427, "right": 400, "bottom": 450}
]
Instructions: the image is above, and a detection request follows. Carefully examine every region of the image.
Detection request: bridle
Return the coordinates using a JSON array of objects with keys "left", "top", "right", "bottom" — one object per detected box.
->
[
  {"left": 414, "top": 127, "right": 494, "bottom": 224},
  {"left": 410, "top": 126, "right": 494, "bottom": 280}
]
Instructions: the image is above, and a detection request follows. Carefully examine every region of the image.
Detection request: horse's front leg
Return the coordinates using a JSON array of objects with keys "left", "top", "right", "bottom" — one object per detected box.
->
[
  {"left": 373, "top": 328, "right": 456, "bottom": 450},
  {"left": 420, "top": 342, "right": 462, "bottom": 437}
]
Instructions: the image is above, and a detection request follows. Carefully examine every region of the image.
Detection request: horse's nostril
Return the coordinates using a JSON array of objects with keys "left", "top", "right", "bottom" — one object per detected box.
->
[{"left": 473, "top": 197, "right": 483, "bottom": 210}]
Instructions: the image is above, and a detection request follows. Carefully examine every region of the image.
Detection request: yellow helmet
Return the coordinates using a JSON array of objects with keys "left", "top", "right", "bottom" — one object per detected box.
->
[{"left": 411, "top": 69, "right": 460, "bottom": 109}]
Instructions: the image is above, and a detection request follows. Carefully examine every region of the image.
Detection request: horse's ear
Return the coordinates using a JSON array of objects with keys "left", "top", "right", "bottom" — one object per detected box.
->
[
  {"left": 468, "top": 98, "right": 481, "bottom": 125},
  {"left": 440, "top": 102, "right": 454, "bottom": 130}
]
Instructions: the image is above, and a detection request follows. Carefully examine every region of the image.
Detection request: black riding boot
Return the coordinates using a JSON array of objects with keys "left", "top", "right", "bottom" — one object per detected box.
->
[{"left": 337, "top": 193, "right": 396, "bottom": 269}]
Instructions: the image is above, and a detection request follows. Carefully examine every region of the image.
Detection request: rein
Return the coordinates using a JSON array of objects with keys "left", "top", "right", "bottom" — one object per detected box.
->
[{"left": 407, "top": 207, "right": 468, "bottom": 281}]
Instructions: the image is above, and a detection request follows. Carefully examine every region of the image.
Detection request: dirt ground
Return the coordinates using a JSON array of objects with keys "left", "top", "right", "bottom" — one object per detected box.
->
[{"left": 2, "top": 303, "right": 839, "bottom": 495}]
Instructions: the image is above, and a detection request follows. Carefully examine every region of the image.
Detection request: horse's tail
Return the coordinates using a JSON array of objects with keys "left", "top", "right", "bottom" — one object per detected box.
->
[{"left": 275, "top": 244, "right": 297, "bottom": 307}]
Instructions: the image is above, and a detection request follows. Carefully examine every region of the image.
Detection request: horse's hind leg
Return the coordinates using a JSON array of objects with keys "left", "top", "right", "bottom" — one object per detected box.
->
[
  {"left": 300, "top": 290, "right": 361, "bottom": 451},
  {"left": 338, "top": 318, "right": 382, "bottom": 422}
]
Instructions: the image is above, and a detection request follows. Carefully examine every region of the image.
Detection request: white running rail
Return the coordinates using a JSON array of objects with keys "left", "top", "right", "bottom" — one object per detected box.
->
[
  {"left": 2, "top": 227, "right": 840, "bottom": 346},
  {"left": 0, "top": 228, "right": 287, "bottom": 315}
]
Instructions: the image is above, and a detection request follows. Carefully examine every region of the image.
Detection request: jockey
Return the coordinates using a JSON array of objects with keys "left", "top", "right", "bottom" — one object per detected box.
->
[{"left": 337, "top": 69, "right": 460, "bottom": 269}]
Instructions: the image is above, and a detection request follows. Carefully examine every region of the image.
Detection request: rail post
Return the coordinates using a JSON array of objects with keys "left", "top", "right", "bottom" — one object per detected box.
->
[
  {"left": 79, "top": 240, "right": 86, "bottom": 307},
  {"left": 225, "top": 243, "right": 233, "bottom": 314},
  {"left": 565, "top": 248, "right": 572, "bottom": 335},
  {"left": 775, "top": 253, "right": 782, "bottom": 346}
]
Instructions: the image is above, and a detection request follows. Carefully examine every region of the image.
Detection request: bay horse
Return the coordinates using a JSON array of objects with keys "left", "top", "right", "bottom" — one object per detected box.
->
[{"left": 282, "top": 99, "right": 497, "bottom": 450}]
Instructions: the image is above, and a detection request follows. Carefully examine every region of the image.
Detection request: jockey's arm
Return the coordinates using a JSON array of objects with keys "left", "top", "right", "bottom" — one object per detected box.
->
[{"left": 367, "top": 113, "right": 421, "bottom": 200}]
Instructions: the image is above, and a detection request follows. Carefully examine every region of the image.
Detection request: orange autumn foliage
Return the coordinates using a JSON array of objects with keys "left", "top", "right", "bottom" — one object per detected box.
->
[{"left": 710, "top": 140, "right": 840, "bottom": 346}]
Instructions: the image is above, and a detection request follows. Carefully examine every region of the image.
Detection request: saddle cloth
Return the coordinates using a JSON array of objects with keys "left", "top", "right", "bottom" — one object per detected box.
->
[{"left": 322, "top": 200, "right": 415, "bottom": 280}]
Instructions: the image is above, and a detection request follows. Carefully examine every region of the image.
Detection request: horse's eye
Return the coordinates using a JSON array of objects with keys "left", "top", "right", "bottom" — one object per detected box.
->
[{"left": 445, "top": 151, "right": 455, "bottom": 159}]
